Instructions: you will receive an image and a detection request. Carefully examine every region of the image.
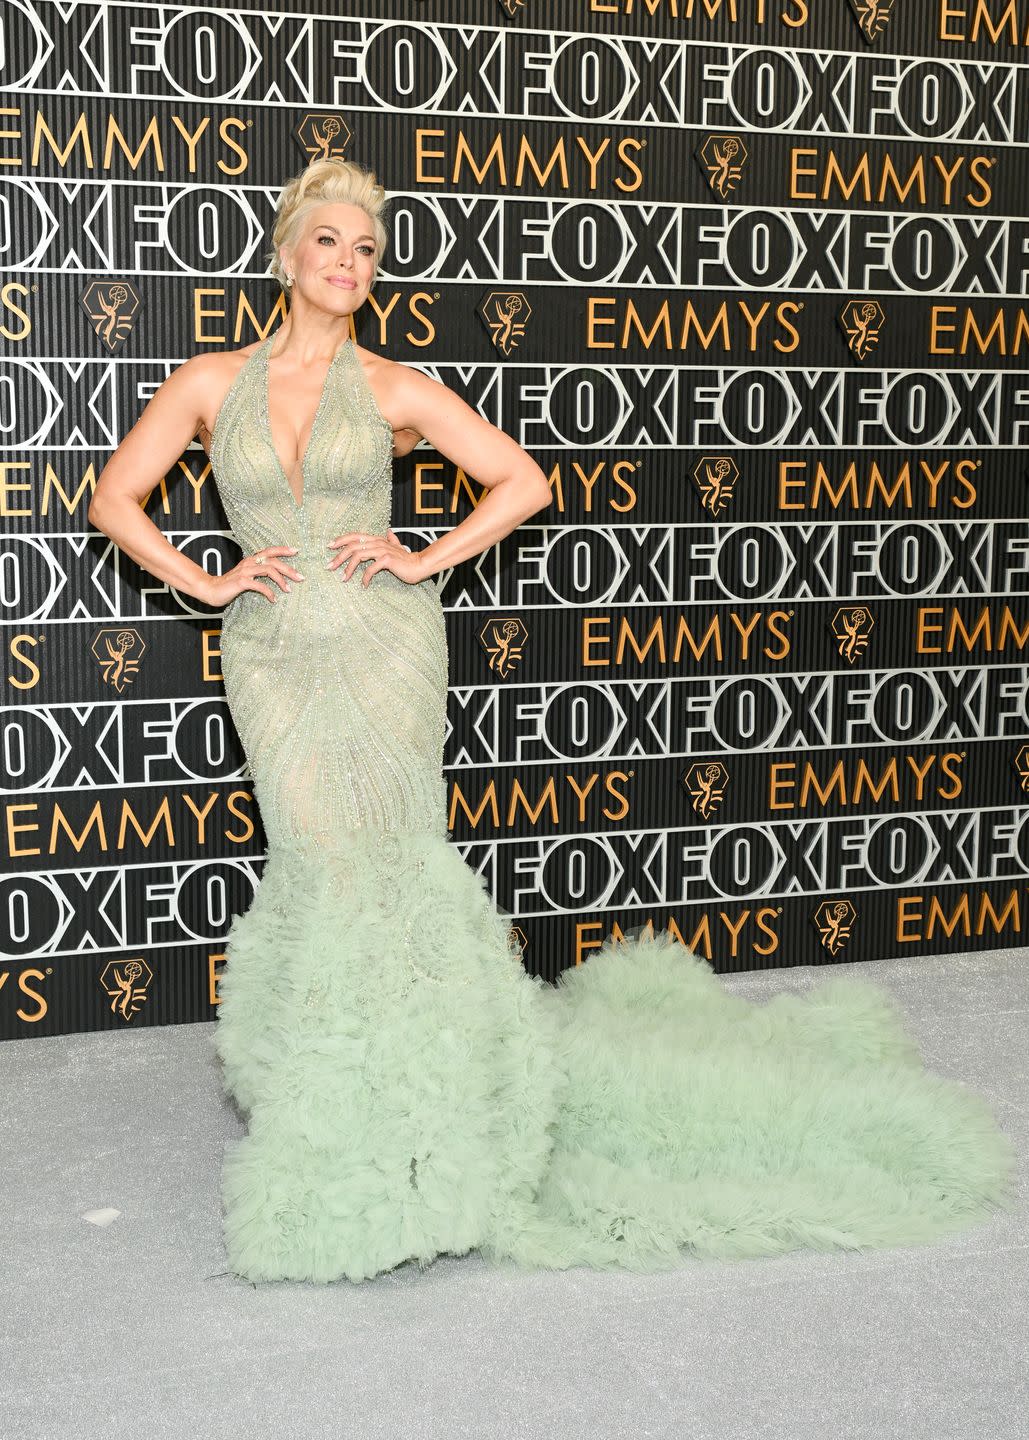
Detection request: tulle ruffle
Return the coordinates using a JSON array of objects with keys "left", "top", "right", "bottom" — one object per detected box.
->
[{"left": 213, "top": 836, "right": 1016, "bottom": 1283}]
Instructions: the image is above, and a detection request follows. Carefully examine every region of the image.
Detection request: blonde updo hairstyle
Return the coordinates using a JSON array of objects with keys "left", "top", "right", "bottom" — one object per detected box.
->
[{"left": 267, "top": 158, "right": 389, "bottom": 291}]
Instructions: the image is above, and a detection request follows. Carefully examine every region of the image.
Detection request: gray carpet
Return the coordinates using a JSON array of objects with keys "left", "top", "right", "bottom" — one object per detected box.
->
[{"left": 3, "top": 948, "right": 1025, "bottom": 1440}]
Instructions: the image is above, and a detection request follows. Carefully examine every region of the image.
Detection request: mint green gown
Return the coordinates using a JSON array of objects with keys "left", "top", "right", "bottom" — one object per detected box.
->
[{"left": 209, "top": 332, "right": 1014, "bottom": 1284}]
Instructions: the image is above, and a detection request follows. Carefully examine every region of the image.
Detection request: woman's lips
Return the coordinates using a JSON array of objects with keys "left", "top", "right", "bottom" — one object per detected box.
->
[{"left": 327, "top": 277, "right": 356, "bottom": 288}]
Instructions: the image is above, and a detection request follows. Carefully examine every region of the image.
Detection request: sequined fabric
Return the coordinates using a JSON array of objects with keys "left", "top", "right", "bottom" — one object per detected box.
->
[{"left": 210, "top": 334, "right": 449, "bottom": 845}]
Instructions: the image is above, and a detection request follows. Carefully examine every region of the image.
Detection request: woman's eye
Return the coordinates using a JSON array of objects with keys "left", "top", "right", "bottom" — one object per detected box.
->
[{"left": 317, "top": 237, "right": 373, "bottom": 255}]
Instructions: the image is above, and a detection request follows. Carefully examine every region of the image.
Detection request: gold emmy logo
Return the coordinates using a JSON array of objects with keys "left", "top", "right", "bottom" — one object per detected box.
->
[
  {"left": 79, "top": 280, "right": 141, "bottom": 353},
  {"left": 848, "top": 0, "right": 897, "bottom": 43},
  {"left": 697, "top": 135, "right": 748, "bottom": 199},
  {"left": 1014, "top": 745, "right": 1029, "bottom": 793},
  {"left": 91, "top": 627, "right": 146, "bottom": 692},
  {"left": 296, "top": 113, "right": 351, "bottom": 161},
  {"left": 812, "top": 899, "right": 857, "bottom": 956},
  {"left": 482, "top": 292, "right": 531, "bottom": 355},
  {"left": 691, "top": 455, "right": 740, "bottom": 517},
  {"left": 479, "top": 616, "right": 528, "bottom": 678},
  {"left": 830, "top": 607, "right": 875, "bottom": 664},
  {"left": 682, "top": 762, "right": 730, "bottom": 820},
  {"left": 497, "top": 0, "right": 527, "bottom": 15},
  {"left": 508, "top": 925, "right": 527, "bottom": 957},
  {"left": 839, "top": 299, "right": 886, "bottom": 360},
  {"left": 100, "top": 957, "right": 153, "bottom": 1020}
]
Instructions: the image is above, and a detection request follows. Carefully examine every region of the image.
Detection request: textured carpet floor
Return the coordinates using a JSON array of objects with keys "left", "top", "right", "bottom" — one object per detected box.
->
[{"left": 2, "top": 947, "right": 1025, "bottom": 1440}]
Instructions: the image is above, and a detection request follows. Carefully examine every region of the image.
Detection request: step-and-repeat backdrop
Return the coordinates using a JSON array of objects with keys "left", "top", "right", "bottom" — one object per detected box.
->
[{"left": 2, "top": 0, "right": 1028, "bottom": 1037}]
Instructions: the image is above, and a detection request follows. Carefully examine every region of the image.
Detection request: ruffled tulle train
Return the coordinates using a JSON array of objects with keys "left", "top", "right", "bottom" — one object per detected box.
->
[{"left": 212, "top": 833, "right": 1016, "bottom": 1284}]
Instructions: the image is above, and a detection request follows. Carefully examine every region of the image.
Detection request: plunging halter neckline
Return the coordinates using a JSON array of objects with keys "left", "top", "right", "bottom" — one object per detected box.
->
[{"left": 259, "top": 332, "right": 355, "bottom": 511}]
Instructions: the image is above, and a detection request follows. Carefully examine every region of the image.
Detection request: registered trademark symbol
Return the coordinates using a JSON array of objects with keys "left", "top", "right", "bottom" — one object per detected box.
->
[
  {"left": 797, "top": 302, "right": 804, "bottom": 310},
  {"left": 32, "top": 284, "right": 38, "bottom": 292},
  {"left": 434, "top": 292, "right": 439, "bottom": 300},
  {"left": 45, "top": 968, "right": 52, "bottom": 975},
  {"left": 246, "top": 119, "right": 253, "bottom": 126},
  {"left": 788, "top": 610, "right": 794, "bottom": 617},
  {"left": 961, "top": 750, "right": 966, "bottom": 757},
  {"left": 777, "top": 907, "right": 783, "bottom": 914},
  {"left": 628, "top": 770, "right": 634, "bottom": 777}
]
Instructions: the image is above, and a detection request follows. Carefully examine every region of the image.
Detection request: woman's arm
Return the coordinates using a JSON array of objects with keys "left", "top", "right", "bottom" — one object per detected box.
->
[
  {"left": 87, "top": 355, "right": 227, "bottom": 604},
  {"left": 385, "top": 364, "right": 552, "bottom": 580},
  {"left": 391, "top": 425, "right": 423, "bottom": 459}
]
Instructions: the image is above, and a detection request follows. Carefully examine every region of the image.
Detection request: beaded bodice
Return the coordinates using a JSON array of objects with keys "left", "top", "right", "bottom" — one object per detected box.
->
[
  {"left": 210, "top": 332, "right": 395, "bottom": 565},
  {"left": 208, "top": 331, "right": 450, "bottom": 847}
]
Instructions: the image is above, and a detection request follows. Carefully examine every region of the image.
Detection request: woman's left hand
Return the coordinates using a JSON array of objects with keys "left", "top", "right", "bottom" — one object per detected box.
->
[{"left": 327, "top": 528, "right": 429, "bottom": 586}]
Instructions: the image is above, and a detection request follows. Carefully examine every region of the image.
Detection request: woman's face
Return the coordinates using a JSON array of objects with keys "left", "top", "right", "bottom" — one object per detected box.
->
[{"left": 280, "top": 202, "right": 378, "bottom": 313}]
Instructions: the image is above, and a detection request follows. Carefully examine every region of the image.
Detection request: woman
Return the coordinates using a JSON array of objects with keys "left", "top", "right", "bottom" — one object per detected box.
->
[{"left": 88, "top": 159, "right": 1014, "bottom": 1284}]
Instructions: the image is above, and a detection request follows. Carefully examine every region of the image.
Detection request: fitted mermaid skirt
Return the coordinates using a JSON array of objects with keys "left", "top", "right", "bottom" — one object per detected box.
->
[{"left": 208, "top": 332, "right": 1015, "bottom": 1283}]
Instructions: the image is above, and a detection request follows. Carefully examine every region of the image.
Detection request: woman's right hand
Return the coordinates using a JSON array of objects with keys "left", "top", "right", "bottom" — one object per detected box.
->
[{"left": 200, "top": 546, "right": 305, "bottom": 607}]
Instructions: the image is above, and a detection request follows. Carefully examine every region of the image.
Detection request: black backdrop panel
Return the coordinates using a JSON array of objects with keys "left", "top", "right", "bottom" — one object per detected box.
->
[{"left": 1, "top": 0, "right": 1028, "bottom": 1038}]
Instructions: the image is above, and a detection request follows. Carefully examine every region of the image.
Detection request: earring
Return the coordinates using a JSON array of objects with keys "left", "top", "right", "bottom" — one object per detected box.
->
[{"left": 285, "top": 272, "right": 294, "bottom": 286}]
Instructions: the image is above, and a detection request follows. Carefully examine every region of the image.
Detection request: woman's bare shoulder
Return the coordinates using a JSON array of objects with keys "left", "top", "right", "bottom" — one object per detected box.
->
[
  {"left": 356, "top": 347, "right": 431, "bottom": 449},
  {"left": 358, "top": 348, "right": 425, "bottom": 387},
  {"left": 189, "top": 342, "right": 265, "bottom": 453},
  {"left": 355, "top": 347, "right": 436, "bottom": 431},
  {"left": 186, "top": 341, "right": 264, "bottom": 393}
]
